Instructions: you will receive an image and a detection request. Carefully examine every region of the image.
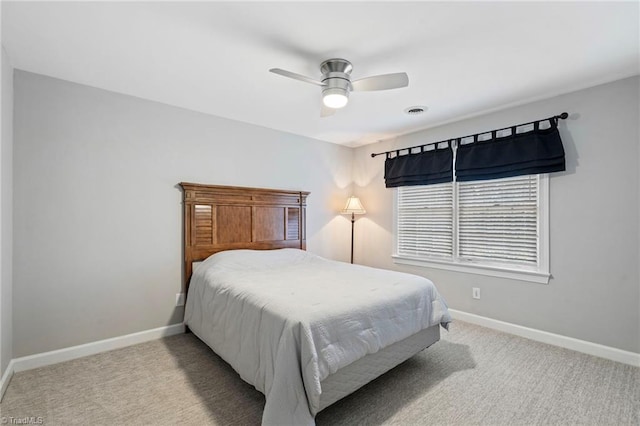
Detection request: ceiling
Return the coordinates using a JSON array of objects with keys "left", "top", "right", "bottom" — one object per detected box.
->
[{"left": 2, "top": 1, "right": 638, "bottom": 147}]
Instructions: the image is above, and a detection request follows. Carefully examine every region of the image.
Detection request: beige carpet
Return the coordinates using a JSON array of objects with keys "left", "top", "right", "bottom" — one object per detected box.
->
[{"left": 1, "top": 321, "right": 638, "bottom": 425}]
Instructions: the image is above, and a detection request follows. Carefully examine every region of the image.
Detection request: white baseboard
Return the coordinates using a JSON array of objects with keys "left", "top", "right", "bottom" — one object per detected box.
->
[
  {"left": 9, "top": 323, "right": 185, "bottom": 377},
  {"left": 449, "top": 309, "right": 640, "bottom": 367},
  {"left": 0, "top": 323, "right": 185, "bottom": 401},
  {"left": 0, "top": 359, "right": 15, "bottom": 402}
]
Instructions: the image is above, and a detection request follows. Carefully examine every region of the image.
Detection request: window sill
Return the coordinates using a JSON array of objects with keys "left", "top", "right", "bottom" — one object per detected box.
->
[{"left": 391, "top": 255, "right": 550, "bottom": 284}]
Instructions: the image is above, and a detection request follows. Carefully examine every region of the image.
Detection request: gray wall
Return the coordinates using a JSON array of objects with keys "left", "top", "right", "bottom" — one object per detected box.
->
[
  {"left": 13, "top": 71, "right": 354, "bottom": 357},
  {"left": 10, "top": 70, "right": 640, "bottom": 359},
  {"left": 1, "top": 45, "right": 14, "bottom": 377},
  {"left": 352, "top": 76, "right": 640, "bottom": 353}
]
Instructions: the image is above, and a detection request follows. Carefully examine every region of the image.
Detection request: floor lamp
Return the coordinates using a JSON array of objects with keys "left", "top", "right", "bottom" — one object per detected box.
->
[{"left": 341, "top": 196, "right": 366, "bottom": 264}]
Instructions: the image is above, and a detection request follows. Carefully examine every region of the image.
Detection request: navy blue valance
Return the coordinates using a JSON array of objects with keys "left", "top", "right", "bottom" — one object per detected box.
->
[
  {"left": 455, "top": 118, "right": 566, "bottom": 182},
  {"left": 384, "top": 143, "right": 453, "bottom": 188},
  {"left": 378, "top": 114, "right": 567, "bottom": 187}
]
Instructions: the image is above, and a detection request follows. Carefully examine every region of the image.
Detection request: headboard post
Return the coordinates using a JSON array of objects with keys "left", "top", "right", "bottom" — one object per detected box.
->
[{"left": 179, "top": 183, "right": 309, "bottom": 294}]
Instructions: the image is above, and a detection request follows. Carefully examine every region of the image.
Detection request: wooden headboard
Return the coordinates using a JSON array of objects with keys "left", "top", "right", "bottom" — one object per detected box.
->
[{"left": 179, "top": 182, "right": 309, "bottom": 292}]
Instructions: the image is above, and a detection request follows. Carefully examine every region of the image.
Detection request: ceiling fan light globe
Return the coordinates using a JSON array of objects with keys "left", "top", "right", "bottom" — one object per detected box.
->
[
  {"left": 322, "top": 88, "right": 349, "bottom": 109},
  {"left": 323, "top": 94, "right": 348, "bottom": 109}
]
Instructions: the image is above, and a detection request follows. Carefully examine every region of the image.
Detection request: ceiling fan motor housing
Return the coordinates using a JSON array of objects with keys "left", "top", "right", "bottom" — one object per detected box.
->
[
  {"left": 320, "top": 58, "right": 353, "bottom": 75},
  {"left": 321, "top": 58, "right": 353, "bottom": 100}
]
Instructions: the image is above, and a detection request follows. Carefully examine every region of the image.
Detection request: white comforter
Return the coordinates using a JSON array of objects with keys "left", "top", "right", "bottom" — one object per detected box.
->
[{"left": 184, "top": 249, "right": 450, "bottom": 425}]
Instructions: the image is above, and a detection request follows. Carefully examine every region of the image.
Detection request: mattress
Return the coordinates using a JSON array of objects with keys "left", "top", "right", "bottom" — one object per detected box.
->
[{"left": 185, "top": 249, "right": 451, "bottom": 425}]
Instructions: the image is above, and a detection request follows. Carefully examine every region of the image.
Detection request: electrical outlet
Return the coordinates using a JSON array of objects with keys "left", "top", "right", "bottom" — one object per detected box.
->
[
  {"left": 176, "top": 293, "right": 186, "bottom": 307},
  {"left": 472, "top": 287, "right": 481, "bottom": 299}
]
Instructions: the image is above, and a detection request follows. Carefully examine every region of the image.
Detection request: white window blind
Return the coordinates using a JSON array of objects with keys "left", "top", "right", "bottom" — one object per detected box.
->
[
  {"left": 397, "top": 183, "right": 453, "bottom": 259},
  {"left": 396, "top": 175, "right": 546, "bottom": 279},
  {"left": 458, "top": 175, "right": 538, "bottom": 265}
]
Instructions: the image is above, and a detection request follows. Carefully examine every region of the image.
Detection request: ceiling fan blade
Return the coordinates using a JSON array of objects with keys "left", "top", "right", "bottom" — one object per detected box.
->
[
  {"left": 320, "top": 104, "right": 336, "bottom": 118},
  {"left": 351, "top": 72, "right": 409, "bottom": 91},
  {"left": 269, "top": 68, "right": 325, "bottom": 87}
]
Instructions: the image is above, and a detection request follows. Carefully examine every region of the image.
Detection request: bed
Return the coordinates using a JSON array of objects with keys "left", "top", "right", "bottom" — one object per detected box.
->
[{"left": 179, "top": 183, "right": 451, "bottom": 425}]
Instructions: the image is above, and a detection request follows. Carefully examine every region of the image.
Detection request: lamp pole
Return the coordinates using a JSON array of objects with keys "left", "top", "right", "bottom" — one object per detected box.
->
[{"left": 350, "top": 212, "right": 355, "bottom": 264}]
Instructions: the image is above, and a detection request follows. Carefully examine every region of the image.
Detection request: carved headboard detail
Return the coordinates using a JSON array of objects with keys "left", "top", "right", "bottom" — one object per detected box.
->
[{"left": 179, "top": 182, "right": 309, "bottom": 292}]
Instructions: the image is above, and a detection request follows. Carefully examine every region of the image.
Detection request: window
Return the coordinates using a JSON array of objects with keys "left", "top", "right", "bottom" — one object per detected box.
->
[{"left": 394, "top": 174, "right": 549, "bottom": 283}]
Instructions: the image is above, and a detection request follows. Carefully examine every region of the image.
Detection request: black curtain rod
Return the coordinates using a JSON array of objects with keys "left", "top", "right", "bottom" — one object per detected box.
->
[{"left": 370, "top": 112, "right": 569, "bottom": 158}]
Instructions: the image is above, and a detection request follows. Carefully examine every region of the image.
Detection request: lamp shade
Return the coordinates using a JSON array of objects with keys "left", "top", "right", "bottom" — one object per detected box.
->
[{"left": 341, "top": 196, "right": 366, "bottom": 215}]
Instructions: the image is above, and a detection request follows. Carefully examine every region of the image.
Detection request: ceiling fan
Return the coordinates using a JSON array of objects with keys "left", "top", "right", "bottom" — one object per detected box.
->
[{"left": 269, "top": 58, "right": 409, "bottom": 117}]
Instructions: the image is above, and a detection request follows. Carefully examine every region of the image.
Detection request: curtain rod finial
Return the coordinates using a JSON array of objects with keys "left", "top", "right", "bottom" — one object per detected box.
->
[{"left": 559, "top": 112, "right": 569, "bottom": 120}]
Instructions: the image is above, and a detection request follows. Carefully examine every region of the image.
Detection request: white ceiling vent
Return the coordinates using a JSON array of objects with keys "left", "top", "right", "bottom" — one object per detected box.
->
[{"left": 404, "top": 106, "right": 428, "bottom": 115}]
